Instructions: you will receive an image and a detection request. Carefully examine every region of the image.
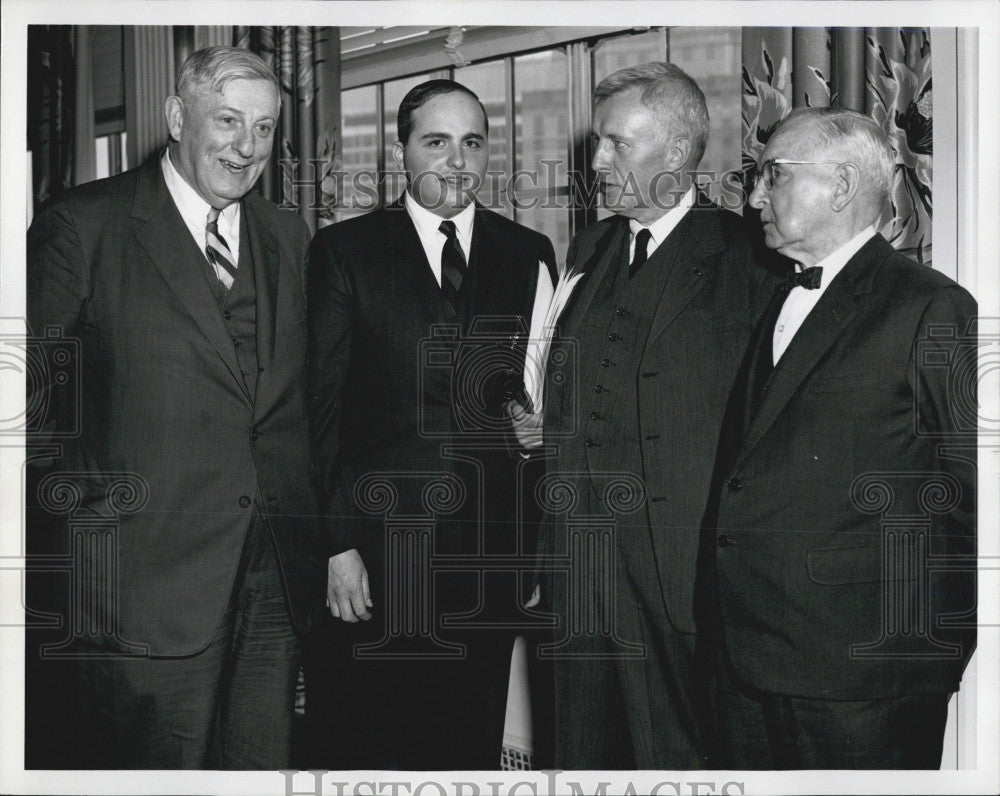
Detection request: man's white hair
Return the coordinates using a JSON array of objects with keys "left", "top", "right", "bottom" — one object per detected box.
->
[
  {"left": 175, "top": 45, "right": 280, "bottom": 109},
  {"left": 593, "top": 61, "right": 710, "bottom": 169},
  {"left": 778, "top": 107, "right": 896, "bottom": 209}
]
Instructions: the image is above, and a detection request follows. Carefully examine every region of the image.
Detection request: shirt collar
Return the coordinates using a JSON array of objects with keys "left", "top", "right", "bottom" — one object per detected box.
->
[
  {"left": 800, "top": 225, "right": 877, "bottom": 288},
  {"left": 628, "top": 185, "right": 696, "bottom": 246},
  {"left": 161, "top": 149, "right": 240, "bottom": 232},
  {"left": 404, "top": 190, "right": 476, "bottom": 250}
]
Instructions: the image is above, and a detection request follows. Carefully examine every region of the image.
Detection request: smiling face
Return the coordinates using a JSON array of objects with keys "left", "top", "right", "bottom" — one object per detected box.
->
[
  {"left": 392, "top": 91, "right": 488, "bottom": 219},
  {"left": 166, "top": 77, "right": 279, "bottom": 209},
  {"left": 590, "top": 89, "right": 688, "bottom": 225}
]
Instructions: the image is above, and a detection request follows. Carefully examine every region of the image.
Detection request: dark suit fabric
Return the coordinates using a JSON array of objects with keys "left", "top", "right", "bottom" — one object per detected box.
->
[
  {"left": 25, "top": 156, "right": 326, "bottom": 768},
  {"left": 539, "top": 201, "right": 772, "bottom": 769},
  {"left": 304, "top": 203, "right": 556, "bottom": 769},
  {"left": 703, "top": 234, "right": 977, "bottom": 768}
]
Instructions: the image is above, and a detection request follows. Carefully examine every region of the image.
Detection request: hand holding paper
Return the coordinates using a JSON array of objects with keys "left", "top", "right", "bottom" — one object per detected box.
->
[{"left": 524, "top": 260, "right": 585, "bottom": 413}]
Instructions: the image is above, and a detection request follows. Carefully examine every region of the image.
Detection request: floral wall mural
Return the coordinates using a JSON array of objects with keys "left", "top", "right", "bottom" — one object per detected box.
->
[{"left": 742, "top": 28, "right": 933, "bottom": 266}]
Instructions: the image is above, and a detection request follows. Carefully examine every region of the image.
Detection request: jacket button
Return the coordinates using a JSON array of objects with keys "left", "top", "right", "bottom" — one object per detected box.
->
[
  {"left": 589, "top": 411, "right": 601, "bottom": 421},
  {"left": 250, "top": 429, "right": 260, "bottom": 441},
  {"left": 601, "top": 358, "right": 612, "bottom": 367},
  {"left": 727, "top": 477, "right": 743, "bottom": 491},
  {"left": 223, "top": 310, "right": 232, "bottom": 320},
  {"left": 594, "top": 384, "right": 604, "bottom": 393},
  {"left": 608, "top": 333, "right": 620, "bottom": 341},
  {"left": 717, "top": 534, "right": 737, "bottom": 547},
  {"left": 239, "top": 495, "right": 251, "bottom": 508},
  {"left": 615, "top": 307, "right": 626, "bottom": 317},
  {"left": 585, "top": 438, "right": 599, "bottom": 448}
]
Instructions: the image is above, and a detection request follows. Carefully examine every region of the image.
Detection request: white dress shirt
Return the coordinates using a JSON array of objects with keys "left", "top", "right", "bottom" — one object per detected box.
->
[
  {"left": 161, "top": 150, "right": 241, "bottom": 265},
  {"left": 772, "top": 225, "right": 877, "bottom": 364},
  {"left": 403, "top": 191, "right": 475, "bottom": 286},
  {"left": 627, "top": 185, "right": 696, "bottom": 262}
]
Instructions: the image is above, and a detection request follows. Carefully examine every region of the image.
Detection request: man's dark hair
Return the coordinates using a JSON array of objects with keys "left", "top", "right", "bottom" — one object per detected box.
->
[{"left": 396, "top": 79, "right": 489, "bottom": 145}]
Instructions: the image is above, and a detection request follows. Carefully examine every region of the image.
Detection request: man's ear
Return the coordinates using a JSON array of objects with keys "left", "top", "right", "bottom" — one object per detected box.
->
[
  {"left": 391, "top": 141, "right": 406, "bottom": 172},
  {"left": 830, "top": 162, "right": 862, "bottom": 212},
  {"left": 165, "top": 96, "right": 184, "bottom": 142},
  {"left": 666, "top": 136, "right": 692, "bottom": 172}
]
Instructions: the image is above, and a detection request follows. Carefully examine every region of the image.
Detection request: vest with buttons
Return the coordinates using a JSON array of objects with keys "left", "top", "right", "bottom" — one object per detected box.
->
[
  {"left": 574, "top": 221, "right": 687, "bottom": 507},
  {"left": 200, "top": 211, "right": 259, "bottom": 401}
]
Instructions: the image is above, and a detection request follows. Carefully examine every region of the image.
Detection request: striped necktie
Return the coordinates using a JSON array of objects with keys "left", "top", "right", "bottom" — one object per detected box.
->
[
  {"left": 205, "top": 206, "right": 238, "bottom": 289},
  {"left": 438, "top": 219, "right": 467, "bottom": 311}
]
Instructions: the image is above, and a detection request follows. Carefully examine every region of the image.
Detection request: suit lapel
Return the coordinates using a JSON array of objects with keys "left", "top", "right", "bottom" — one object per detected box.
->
[
  {"left": 384, "top": 203, "right": 454, "bottom": 325},
  {"left": 132, "top": 158, "right": 248, "bottom": 395},
  {"left": 735, "top": 236, "right": 884, "bottom": 467},
  {"left": 646, "top": 204, "right": 721, "bottom": 344},
  {"left": 243, "top": 193, "right": 279, "bottom": 406},
  {"left": 559, "top": 219, "right": 629, "bottom": 332}
]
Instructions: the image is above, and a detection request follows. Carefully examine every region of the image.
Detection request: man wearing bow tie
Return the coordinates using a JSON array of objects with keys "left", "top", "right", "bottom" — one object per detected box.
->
[
  {"left": 701, "top": 107, "right": 977, "bottom": 768},
  {"left": 536, "top": 62, "right": 772, "bottom": 769},
  {"left": 304, "top": 79, "right": 555, "bottom": 769}
]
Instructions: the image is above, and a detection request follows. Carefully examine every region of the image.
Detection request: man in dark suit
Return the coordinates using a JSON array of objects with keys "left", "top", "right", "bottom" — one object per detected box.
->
[
  {"left": 702, "top": 107, "right": 977, "bottom": 768},
  {"left": 535, "top": 62, "right": 772, "bottom": 769},
  {"left": 26, "top": 46, "right": 325, "bottom": 769},
  {"left": 304, "top": 79, "right": 556, "bottom": 769}
]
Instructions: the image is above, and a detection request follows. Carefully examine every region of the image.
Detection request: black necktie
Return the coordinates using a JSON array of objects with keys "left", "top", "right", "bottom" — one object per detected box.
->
[
  {"left": 629, "top": 228, "right": 652, "bottom": 277},
  {"left": 439, "top": 220, "right": 467, "bottom": 311}
]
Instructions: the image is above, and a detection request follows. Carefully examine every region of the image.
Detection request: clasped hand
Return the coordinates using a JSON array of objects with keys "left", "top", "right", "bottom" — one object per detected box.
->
[{"left": 505, "top": 399, "right": 543, "bottom": 450}]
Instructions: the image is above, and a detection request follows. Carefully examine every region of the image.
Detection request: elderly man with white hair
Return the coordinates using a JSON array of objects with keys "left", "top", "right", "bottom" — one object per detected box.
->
[{"left": 701, "top": 107, "right": 977, "bottom": 769}]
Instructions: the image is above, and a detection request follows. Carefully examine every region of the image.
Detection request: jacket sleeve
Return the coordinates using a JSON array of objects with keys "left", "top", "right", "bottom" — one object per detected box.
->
[
  {"left": 911, "top": 283, "right": 978, "bottom": 663},
  {"left": 306, "top": 229, "right": 364, "bottom": 558},
  {"left": 26, "top": 200, "right": 90, "bottom": 441}
]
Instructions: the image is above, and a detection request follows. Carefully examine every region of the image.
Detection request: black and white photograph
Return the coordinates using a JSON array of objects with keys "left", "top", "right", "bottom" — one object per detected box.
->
[{"left": 1, "top": 2, "right": 997, "bottom": 794}]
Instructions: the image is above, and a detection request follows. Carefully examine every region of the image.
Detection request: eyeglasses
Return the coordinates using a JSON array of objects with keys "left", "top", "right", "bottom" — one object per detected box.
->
[{"left": 755, "top": 159, "right": 845, "bottom": 190}]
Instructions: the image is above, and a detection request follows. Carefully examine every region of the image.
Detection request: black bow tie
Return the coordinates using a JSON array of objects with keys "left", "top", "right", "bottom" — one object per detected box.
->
[{"left": 790, "top": 266, "right": 823, "bottom": 289}]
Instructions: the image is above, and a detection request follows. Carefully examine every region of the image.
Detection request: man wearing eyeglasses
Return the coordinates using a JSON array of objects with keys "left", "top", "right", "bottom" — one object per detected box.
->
[{"left": 701, "top": 107, "right": 977, "bottom": 768}]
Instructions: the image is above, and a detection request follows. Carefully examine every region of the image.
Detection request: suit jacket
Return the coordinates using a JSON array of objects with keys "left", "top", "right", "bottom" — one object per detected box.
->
[
  {"left": 542, "top": 199, "right": 774, "bottom": 635},
  {"left": 711, "top": 234, "right": 977, "bottom": 699},
  {"left": 307, "top": 202, "right": 556, "bottom": 602},
  {"left": 26, "top": 156, "right": 327, "bottom": 656}
]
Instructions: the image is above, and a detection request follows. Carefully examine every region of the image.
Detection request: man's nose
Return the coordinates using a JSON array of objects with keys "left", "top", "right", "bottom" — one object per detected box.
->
[
  {"left": 748, "top": 177, "right": 768, "bottom": 210},
  {"left": 447, "top": 144, "right": 466, "bottom": 169},
  {"left": 591, "top": 139, "right": 611, "bottom": 173},
  {"left": 232, "top": 126, "right": 254, "bottom": 159}
]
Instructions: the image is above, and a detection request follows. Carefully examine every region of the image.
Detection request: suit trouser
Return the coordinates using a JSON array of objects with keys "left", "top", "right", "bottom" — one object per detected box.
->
[
  {"left": 708, "top": 651, "right": 950, "bottom": 769},
  {"left": 71, "top": 511, "right": 300, "bottom": 769},
  {"left": 549, "top": 525, "right": 710, "bottom": 770},
  {"left": 302, "top": 615, "right": 516, "bottom": 770}
]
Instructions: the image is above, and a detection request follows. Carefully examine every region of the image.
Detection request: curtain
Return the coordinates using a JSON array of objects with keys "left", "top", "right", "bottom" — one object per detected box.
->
[
  {"left": 27, "top": 26, "right": 76, "bottom": 212},
  {"left": 235, "top": 26, "right": 342, "bottom": 233},
  {"left": 742, "top": 28, "right": 933, "bottom": 265}
]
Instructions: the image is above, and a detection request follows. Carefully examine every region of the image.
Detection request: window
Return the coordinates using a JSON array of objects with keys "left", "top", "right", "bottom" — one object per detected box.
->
[
  {"left": 514, "top": 50, "right": 570, "bottom": 262},
  {"left": 455, "top": 59, "right": 509, "bottom": 215},
  {"left": 669, "top": 27, "right": 741, "bottom": 206},
  {"left": 340, "top": 85, "right": 378, "bottom": 218},
  {"left": 338, "top": 27, "right": 743, "bottom": 260}
]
